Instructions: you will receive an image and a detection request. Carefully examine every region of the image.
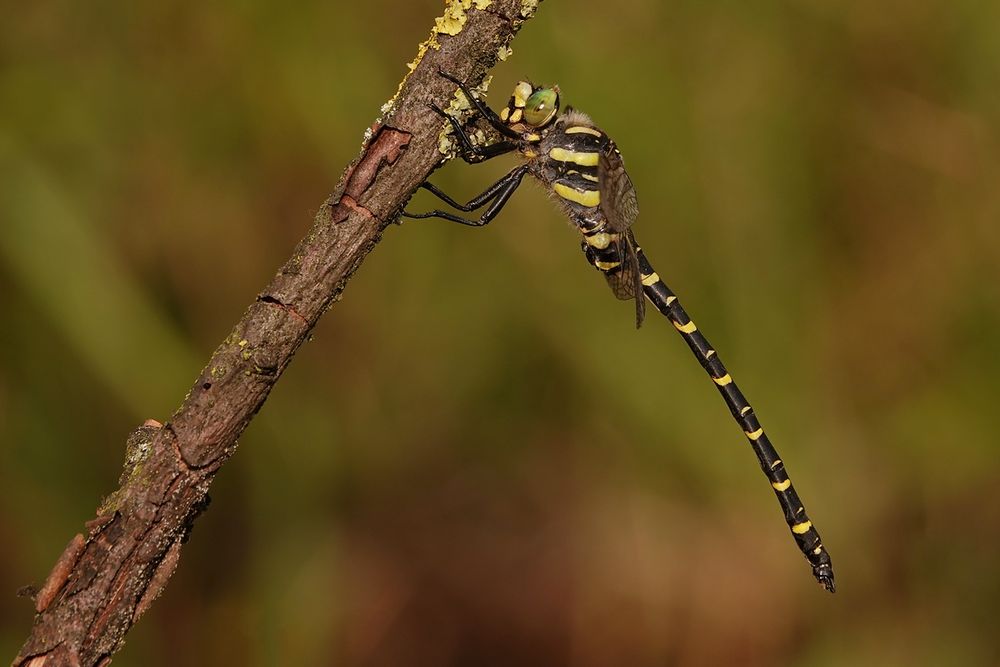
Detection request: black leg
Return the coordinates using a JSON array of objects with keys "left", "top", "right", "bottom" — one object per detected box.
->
[
  {"left": 430, "top": 103, "right": 517, "bottom": 165},
  {"left": 419, "top": 164, "right": 528, "bottom": 212},
  {"left": 403, "top": 165, "right": 529, "bottom": 227},
  {"left": 437, "top": 69, "right": 521, "bottom": 139}
]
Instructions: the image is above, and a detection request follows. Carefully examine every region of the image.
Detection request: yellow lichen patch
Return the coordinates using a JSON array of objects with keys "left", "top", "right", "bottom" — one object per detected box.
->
[
  {"left": 497, "top": 44, "right": 513, "bottom": 61},
  {"left": 370, "top": 0, "right": 532, "bottom": 146},
  {"left": 437, "top": 76, "right": 495, "bottom": 158},
  {"left": 435, "top": 0, "right": 492, "bottom": 36},
  {"left": 451, "top": 88, "right": 472, "bottom": 113},
  {"left": 435, "top": 8, "right": 467, "bottom": 35},
  {"left": 374, "top": 0, "right": 493, "bottom": 138},
  {"left": 438, "top": 130, "right": 455, "bottom": 156}
]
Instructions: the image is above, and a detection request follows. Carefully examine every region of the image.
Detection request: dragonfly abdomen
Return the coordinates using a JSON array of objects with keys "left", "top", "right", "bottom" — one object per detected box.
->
[
  {"left": 634, "top": 247, "right": 835, "bottom": 592},
  {"left": 581, "top": 224, "right": 627, "bottom": 274}
]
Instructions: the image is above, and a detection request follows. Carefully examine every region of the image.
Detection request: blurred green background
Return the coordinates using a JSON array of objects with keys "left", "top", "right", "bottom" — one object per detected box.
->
[{"left": 3, "top": 0, "right": 999, "bottom": 665}]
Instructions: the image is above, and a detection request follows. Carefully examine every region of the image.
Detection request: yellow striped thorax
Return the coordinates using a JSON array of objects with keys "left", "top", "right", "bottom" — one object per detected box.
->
[
  {"left": 549, "top": 147, "right": 599, "bottom": 166},
  {"left": 553, "top": 182, "right": 600, "bottom": 207},
  {"left": 526, "top": 110, "right": 610, "bottom": 218}
]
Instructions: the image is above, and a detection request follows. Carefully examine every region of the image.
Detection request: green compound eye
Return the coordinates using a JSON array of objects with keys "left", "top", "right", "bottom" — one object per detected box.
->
[{"left": 523, "top": 88, "right": 558, "bottom": 127}]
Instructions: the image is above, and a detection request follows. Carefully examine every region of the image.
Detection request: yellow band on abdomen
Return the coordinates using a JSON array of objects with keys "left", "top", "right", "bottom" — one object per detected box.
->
[
  {"left": 585, "top": 232, "right": 615, "bottom": 249},
  {"left": 673, "top": 319, "right": 697, "bottom": 334},
  {"left": 713, "top": 374, "right": 732, "bottom": 386},
  {"left": 791, "top": 521, "right": 813, "bottom": 534}
]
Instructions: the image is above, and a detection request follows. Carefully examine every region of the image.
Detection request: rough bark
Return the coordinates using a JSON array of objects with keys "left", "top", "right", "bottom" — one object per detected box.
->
[{"left": 13, "top": 2, "right": 542, "bottom": 664}]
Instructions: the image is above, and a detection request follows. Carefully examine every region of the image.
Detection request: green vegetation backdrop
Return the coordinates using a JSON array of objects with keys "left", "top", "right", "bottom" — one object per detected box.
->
[{"left": 2, "top": 1, "right": 999, "bottom": 665}]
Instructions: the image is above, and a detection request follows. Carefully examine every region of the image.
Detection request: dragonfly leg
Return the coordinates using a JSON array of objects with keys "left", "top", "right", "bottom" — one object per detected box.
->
[
  {"left": 428, "top": 103, "right": 517, "bottom": 165},
  {"left": 402, "top": 164, "right": 529, "bottom": 227},
  {"left": 437, "top": 69, "right": 521, "bottom": 139}
]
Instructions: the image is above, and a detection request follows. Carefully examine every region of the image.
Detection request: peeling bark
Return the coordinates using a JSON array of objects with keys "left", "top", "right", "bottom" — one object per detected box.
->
[{"left": 13, "top": 2, "right": 543, "bottom": 664}]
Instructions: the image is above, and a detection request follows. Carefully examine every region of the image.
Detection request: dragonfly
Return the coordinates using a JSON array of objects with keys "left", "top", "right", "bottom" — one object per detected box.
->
[{"left": 403, "top": 70, "right": 835, "bottom": 593}]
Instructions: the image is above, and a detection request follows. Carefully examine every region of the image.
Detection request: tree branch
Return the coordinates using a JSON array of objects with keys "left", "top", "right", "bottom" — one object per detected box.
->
[{"left": 13, "top": 2, "right": 543, "bottom": 664}]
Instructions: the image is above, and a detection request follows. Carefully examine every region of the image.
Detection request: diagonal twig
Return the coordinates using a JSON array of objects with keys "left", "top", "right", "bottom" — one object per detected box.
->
[{"left": 13, "top": 2, "right": 543, "bottom": 665}]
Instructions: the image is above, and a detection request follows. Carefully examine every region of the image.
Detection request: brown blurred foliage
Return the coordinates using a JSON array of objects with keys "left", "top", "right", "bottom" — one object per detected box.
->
[{"left": 2, "top": 1, "right": 999, "bottom": 665}]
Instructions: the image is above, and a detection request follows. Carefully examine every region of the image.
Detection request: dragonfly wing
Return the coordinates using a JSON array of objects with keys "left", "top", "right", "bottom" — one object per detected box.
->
[
  {"left": 601, "top": 230, "right": 646, "bottom": 328},
  {"left": 598, "top": 145, "right": 645, "bottom": 327},
  {"left": 598, "top": 144, "right": 639, "bottom": 232}
]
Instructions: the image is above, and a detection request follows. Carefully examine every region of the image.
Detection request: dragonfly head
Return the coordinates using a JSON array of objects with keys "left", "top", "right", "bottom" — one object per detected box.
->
[{"left": 500, "top": 81, "right": 560, "bottom": 133}]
